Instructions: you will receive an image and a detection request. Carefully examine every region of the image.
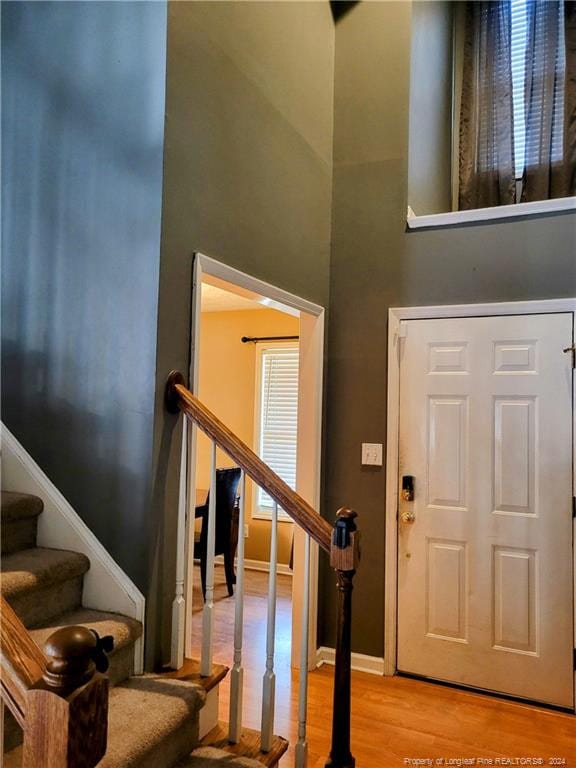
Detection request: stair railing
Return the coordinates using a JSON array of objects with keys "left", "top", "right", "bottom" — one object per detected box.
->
[
  {"left": 166, "top": 371, "right": 360, "bottom": 768},
  {"left": 0, "top": 595, "right": 111, "bottom": 768}
]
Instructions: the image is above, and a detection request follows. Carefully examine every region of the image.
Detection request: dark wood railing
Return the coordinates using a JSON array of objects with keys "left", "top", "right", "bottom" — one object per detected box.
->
[
  {"left": 0, "top": 595, "right": 111, "bottom": 768},
  {"left": 165, "top": 371, "right": 359, "bottom": 768}
]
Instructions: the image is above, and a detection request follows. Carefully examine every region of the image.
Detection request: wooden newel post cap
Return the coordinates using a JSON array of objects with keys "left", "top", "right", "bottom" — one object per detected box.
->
[
  {"left": 43, "top": 626, "right": 114, "bottom": 693},
  {"left": 330, "top": 507, "right": 360, "bottom": 572}
]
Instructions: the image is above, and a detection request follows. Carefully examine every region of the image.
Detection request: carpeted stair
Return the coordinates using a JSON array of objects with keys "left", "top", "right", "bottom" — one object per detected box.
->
[{"left": 1, "top": 490, "right": 274, "bottom": 768}]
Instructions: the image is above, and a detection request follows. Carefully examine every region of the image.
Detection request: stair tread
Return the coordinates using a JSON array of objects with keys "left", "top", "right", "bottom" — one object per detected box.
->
[
  {"left": 178, "top": 746, "right": 266, "bottom": 767},
  {"left": 3, "top": 675, "right": 206, "bottom": 768},
  {"left": 29, "top": 607, "right": 143, "bottom": 654},
  {"left": 0, "top": 547, "right": 90, "bottom": 601},
  {"left": 1, "top": 491, "right": 43, "bottom": 521},
  {"left": 196, "top": 723, "right": 288, "bottom": 768},
  {"left": 98, "top": 674, "right": 206, "bottom": 767},
  {"left": 164, "top": 657, "right": 229, "bottom": 693}
]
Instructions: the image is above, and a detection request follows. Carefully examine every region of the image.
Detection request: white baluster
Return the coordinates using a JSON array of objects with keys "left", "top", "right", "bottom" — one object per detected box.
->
[
  {"left": 201, "top": 441, "right": 217, "bottom": 676},
  {"left": 170, "top": 417, "right": 188, "bottom": 670},
  {"left": 0, "top": 700, "right": 4, "bottom": 768},
  {"left": 260, "top": 500, "right": 278, "bottom": 752},
  {"left": 295, "top": 533, "right": 311, "bottom": 767},
  {"left": 228, "top": 471, "right": 246, "bottom": 744}
]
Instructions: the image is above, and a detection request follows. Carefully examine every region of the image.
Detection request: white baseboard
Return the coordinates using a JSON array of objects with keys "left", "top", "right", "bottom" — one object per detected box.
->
[
  {"left": 1, "top": 423, "right": 146, "bottom": 674},
  {"left": 316, "top": 646, "right": 385, "bottom": 676},
  {"left": 200, "top": 555, "right": 293, "bottom": 577},
  {"left": 243, "top": 557, "right": 293, "bottom": 577}
]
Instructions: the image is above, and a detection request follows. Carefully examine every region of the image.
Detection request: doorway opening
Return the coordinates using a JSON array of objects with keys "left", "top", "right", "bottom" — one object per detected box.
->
[{"left": 184, "top": 253, "right": 325, "bottom": 672}]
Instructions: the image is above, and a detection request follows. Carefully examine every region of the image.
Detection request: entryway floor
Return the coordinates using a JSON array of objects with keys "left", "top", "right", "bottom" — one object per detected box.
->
[{"left": 189, "top": 567, "right": 575, "bottom": 766}]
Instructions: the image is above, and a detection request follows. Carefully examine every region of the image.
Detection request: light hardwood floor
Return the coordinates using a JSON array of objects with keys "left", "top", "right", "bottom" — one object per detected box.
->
[{"left": 189, "top": 566, "right": 575, "bottom": 766}]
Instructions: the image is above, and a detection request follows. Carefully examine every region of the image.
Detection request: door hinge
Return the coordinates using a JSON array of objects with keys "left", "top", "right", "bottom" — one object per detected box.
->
[
  {"left": 563, "top": 344, "right": 576, "bottom": 368},
  {"left": 573, "top": 648, "right": 576, "bottom": 671},
  {"left": 573, "top": 496, "right": 576, "bottom": 519}
]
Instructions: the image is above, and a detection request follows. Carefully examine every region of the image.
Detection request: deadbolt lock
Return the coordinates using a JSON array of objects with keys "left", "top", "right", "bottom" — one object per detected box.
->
[{"left": 401, "top": 475, "right": 415, "bottom": 502}]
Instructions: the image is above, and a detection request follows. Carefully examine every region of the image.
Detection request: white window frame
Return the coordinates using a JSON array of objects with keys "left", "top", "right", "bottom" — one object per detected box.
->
[{"left": 252, "top": 340, "right": 298, "bottom": 523}]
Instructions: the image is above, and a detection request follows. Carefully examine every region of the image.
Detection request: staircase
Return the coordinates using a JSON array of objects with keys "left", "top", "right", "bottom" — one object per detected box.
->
[
  {"left": 1, "top": 490, "right": 284, "bottom": 768},
  {"left": 1, "top": 376, "right": 360, "bottom": 768}
]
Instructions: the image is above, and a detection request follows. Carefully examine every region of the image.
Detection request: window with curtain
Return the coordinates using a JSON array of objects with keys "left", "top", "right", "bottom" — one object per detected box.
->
[
  {"left": 458, "top": 0, "right": 575, "bottom": 210},
  {"left": 253, "top": 343, "right": 299, "bottom": 521}
]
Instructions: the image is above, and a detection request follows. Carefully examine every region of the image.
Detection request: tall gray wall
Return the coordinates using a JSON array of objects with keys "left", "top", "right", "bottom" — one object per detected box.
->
[
  {"left": 1, "top": 1, "right": 167, "bottom": 593},
  {"left": 151, "top": 1, "right": 335, "bottom": 665},
  {"left": 323, "top": 1, "right": 576, "bottom": 657}
]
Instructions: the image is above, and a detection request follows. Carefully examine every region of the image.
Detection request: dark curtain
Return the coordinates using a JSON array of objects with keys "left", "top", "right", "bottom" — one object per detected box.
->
[
  {"left": 459, "top": 1, "right": 515, "bottom": 210},
  {"left": 523, "top": 1, "right": 576, "bottom": 200}
]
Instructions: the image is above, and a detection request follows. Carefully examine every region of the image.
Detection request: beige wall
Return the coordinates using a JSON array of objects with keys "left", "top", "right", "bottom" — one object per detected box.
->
[{"left": 196, "top": 307, "right": 299, "bottom": 565}]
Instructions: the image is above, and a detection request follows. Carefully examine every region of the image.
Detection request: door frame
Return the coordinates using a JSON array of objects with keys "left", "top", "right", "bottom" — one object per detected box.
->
[
  {"left": 184, "top": 252, "right": 325, "bottom": 671},
  {"left": 384, "top": 297, "right": 576, "bottom": 708}
]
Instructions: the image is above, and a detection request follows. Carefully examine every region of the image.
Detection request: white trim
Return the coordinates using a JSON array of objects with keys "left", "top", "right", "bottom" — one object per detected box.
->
[
  {"left": 198, "top": 687, "right": 219, "bottom": 739},
  {"left": 242, "top": 557, "right": 293, "bottom": 577},
  {"left": 384, "top": 310, "right": 402, "bottom": 677},
  {"left": 183, "top": 252, "right": 324, "bottom": 674},
  {"left": 316, "top": 646, "right": 385, "bottom": 676},
  {"left": 390, "top": 297, "right": 576, "bottom": 321},
  {"left": 194, "top": 253, "right": 324, "bottom": 318},
  {"left": 407, "top": 196, "right": 576, "bottom": 229},
  {"left": 197, "top": 555, "right": 294, "bottom": 577},
  {"left": 251, "top": 508, "right": 295, "bottom": 523},
  {"left": 385, "top": 299, "right": 576, "bottom": 714},
  {"left": 1, "top": 423, "right": 146, "bottom": 674}
]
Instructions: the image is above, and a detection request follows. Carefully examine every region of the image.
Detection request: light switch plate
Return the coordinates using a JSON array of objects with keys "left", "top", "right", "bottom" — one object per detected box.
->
[{"left": 362, "top": 442, "right": 383, "bottom": 466}]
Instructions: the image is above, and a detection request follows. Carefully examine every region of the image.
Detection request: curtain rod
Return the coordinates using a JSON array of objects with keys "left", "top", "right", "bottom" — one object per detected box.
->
[{"left": 241, "top": 335, "right": 299, "bottom": 344}]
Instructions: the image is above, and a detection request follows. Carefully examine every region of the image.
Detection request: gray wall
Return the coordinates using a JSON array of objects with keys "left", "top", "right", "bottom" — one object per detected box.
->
[
  {"left": 408, "top": 1, "right": 453, "bottom": 215},
  {"left": 323, "top": 1, "right": 576, "bottom": 657},
  {"left": 151, "top": 1, "right": 335, "bottom": 665},
  {"left": 1, "top": 1, "right": 167, "bottom": 593}
]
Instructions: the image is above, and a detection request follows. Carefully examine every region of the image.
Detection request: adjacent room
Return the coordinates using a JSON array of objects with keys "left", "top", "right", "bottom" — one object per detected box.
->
[{"left": 188, "top": 276, "right": 299, "bottom": 650}]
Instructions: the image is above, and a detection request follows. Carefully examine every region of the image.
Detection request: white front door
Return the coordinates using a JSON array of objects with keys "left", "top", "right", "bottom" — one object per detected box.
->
[{"left": 397, "top": 313, "right": 574, "bottom": 707}]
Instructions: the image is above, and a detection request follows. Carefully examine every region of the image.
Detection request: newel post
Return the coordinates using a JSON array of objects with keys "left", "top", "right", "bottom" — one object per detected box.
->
[
  {"left": 325, "top": 508, "right": 360, "bottom": 768},
  {"left": 23, "top": 626, "right": 113, "bottom": 768}
]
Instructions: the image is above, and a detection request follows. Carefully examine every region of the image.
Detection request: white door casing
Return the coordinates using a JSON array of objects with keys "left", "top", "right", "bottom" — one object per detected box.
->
[
  {"left": 396, "top": 313, "right": 574, "bottom": 707},
  {"left": 180, "top": 253, "right": 324, "bottom": 672}
]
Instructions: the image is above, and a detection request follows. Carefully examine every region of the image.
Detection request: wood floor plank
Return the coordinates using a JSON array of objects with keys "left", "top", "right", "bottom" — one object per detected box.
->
[{"left": 188, "top": 566, "right": 576, "bottom": 766}]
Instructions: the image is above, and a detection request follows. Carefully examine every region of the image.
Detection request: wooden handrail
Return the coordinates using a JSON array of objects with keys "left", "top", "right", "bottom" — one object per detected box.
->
[
  {"left": 0, "top": 596, "right": 45, "bottom": 723},
  {"left": 166, "top": 371, "right": 333, "bottom": 553}
]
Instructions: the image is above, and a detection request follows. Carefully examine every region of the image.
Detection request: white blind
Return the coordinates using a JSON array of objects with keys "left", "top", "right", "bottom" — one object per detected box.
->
[
  {"left": 511, "top": 0, "right": 529, "bottom": 179},
  {"left": 511, "top": 0, "right": 566, "bottom": 179},
  {"left": 256, "top": 345, "right": 299, "bottom": 510}
]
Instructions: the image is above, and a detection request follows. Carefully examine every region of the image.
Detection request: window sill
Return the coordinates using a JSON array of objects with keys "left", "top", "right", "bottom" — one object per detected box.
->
[
  {"left": 406, "top": 196, "right": 575, "bottom": 230},
  {"left": 252, "top": 507, "right": 294, "bottom": 523}
]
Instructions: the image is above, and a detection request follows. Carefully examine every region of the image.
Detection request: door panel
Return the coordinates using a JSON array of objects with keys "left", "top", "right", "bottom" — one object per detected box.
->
[{"left": 397, "top": 313, "right": 573, "bottom": 707}]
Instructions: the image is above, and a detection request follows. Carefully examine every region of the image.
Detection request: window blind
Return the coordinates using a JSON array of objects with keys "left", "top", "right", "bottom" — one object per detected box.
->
[
  {"left": 511, "top": 0, "right": 566, "bottom": 180},
  {"left": 256, "top": 345, "right": 299, "bottom": 511},
  {"left": 511, "top": 0, "right": 529, "bottom": 178}
]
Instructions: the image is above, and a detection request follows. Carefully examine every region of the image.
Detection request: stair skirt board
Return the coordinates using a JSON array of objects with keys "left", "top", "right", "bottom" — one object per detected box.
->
[
  {"left": 316, "top": 646, "right": 385, "bottom": 676},
  {"left": 1, "top": 422, "right": 145, "bottom": 673}
]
